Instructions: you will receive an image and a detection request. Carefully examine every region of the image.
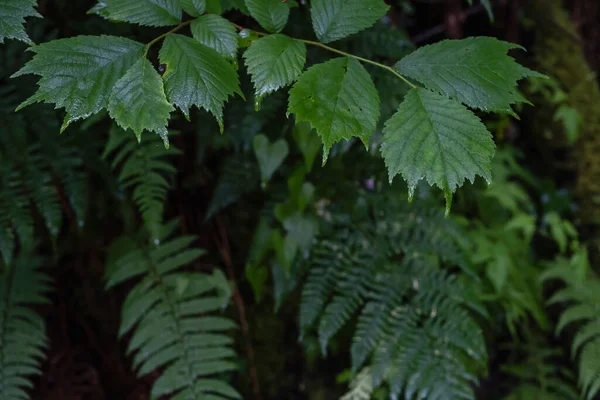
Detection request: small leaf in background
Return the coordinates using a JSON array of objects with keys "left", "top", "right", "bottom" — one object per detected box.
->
[
  {"left": 191, "top": 14, "right": 238, "bottom": 60},
  {"left": 245, "top": 0, "right": 290, "bottom": 33},
  {"left": 396, "top": 37, "right": 545, "bottom": 115},
  {"left": 271, "top": 229, "right": 298, "bottom": 274},
  {"left": 90, "top": 0, "right": 182, "bottom": 27},
  {"left": 545, "top": 212, "right": 577, "bottom": 254},
  {"left": 292, "top": 121, "right": 321, "bottom": 172},
  {"left": 253, "top": 134, "right": 289, "bottom": 186},
  {"left": 381, "top": 88, "right": 495, "bottom": 213},
  {"left": 159, "top": 34, "right": 242, "bottom": 131},
  {"left": 554, "top": 105, "right": 582, "bottom": 145},
  {"left": 246, "top": 263, "right": 269, "bottom": 303},
  {"left": 486, "top": 250, "right": 511, "bottom": 293},
  {"left": 13, "top": 35, "right": 144, "bottom": 131},
  {"left": 310, "top": 0, "right": 389, "bottom": 44},
  {"left": 288, "top": 57, "right": 380, "bottom": 164},
  {"left": 108, "top": 59, "right": 174, "bottom": 146},
  {"left": 243, "top": 34, "right": 306, "bottom": 109},
  {"left": 0, "top": 0, "right": 41, "bottom": 44},
  {"left": 283, "top": 213, "right": 318, "bottom": 252}
]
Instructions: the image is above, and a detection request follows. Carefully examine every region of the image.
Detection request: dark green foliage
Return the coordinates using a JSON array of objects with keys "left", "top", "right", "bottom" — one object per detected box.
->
[
  {"left": 542, "top": 249, "right": 600, "bottom": 400},
  {"left": 105, "top": 222, "right": 239, "bottom": 400},
  {"left": 102, "top": 126, "right": 181, "bottom": 243},
  {"left": 300, "top": 194, "right": 487, "bottom": 399},
  {"left": 0, "top": 254, "right": 50, "bottom": 400}
]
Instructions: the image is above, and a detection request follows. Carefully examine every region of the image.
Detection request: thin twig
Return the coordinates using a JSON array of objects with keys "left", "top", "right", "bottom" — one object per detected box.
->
[{"left": 215, "top": 216, "right": 262, "bottom": 400}]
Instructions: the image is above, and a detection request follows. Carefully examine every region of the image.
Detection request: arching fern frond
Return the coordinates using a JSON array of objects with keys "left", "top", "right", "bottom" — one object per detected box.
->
[
  {"left": 542, "top": 248, "right": 600, "bottom": 400},
  {"left": 0, "top": 254, "right": 51, "bottom": 400},
  {"left": 103, "top": 126, "right": 181, "bottom": 242},
  {"left": 340, "top": 368, "right": 374, "bottom": 400},
  {"left": 300, "top": 195, "right": 486, "bottom": 399},
  {"left": 106, "top": 224, "right": 239, "bottom": 400}
]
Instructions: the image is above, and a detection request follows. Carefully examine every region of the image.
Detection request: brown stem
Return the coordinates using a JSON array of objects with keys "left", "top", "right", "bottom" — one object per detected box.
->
[{"left": 215, "top": 216, "right": 262, "bottom": 400}]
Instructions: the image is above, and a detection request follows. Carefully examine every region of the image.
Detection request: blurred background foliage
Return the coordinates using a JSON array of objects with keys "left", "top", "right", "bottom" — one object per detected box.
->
[{"left": 1, "top": 0, "right": 600, "bottom": 399}]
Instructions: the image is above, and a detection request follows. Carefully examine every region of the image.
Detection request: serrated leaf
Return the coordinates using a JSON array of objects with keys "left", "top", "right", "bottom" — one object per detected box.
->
[
  {"left": 253, "top": 134, "right": 289, "bottom": 184},
  {"left": 108, "top": 59, "right": 174, "bottom": 146},
  {"left": 311, "top": 0, "right": 389, "bottom": 44},
  {"left": 288, "top": 57, "right": 379, "bottom": 163},
  {"left": 90, "top": 0, "right": 181, "bottom": 26},
  {"left": 191, "top": 14, "right": 238, "bottom": 60},
  {"left": 0, "top": 0, "right": 41, "bottom": 44},
  {"left": 243, "top": 34, "right": 306, "bottom": 107},
  {"left": 13, "top": 35, "right": 144, "bottom": 130},
  {"left": 180, "top": 0, "right": 221, "bottom": 15},
  {"left": 245, "top": 0, "right": 289, "bottom": 33},
  {"left": 381, "top": 88, "right": 494, "bottom": 211},
  {"left": 396, "top": 37, "right": 543, "bottom": 115},
  {"left": 159, "top": 34, "right": 241, "bottom": 131}
]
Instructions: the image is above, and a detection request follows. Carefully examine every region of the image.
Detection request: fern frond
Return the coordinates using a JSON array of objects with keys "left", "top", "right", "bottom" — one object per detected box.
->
[
  {"left": 103, "top": 126, "right": 181, "bottom": 242},
  {"left": 106, "top": 225, "right": 239, "bottom": 400},
  {"left": 542, "top": 249, "right": 600, "bottom": 400},
  {"left": 0, "top": 254, "right": 51, "bottom": 400},
  {"left": 340, "top": 368, "right": 374, "bottom": 400},
  {"left": 301, "top": 198, "right": 486, "bottom": 399},
  {"left": 502, "top": 343, "right": 579, "bottom": 400}
]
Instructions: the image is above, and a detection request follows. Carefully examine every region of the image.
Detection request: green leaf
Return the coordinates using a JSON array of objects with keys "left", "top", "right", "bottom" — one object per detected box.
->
[
  {"left": 381, "top": 88, "right": 494, "bottom": 212},
  {"left": 288, "top": 57, "right": 380, "bottom": 163},
  {"left": 13, "top": 35, "right": 144, "bottom": 131},
  {"left": 159, "top": 34, "right": 242, "bottom": 131},
  {"left": 292, "top": 121, "right": 321, "bottom": 172},
  {"left": 0, "top": 0, "right": 41, "bottom": 44},
  {"left": 191, "top": 14, "right": 238, "bottom": 60},
  {"left": 108, "top": 59, "right": 174, "bottom": 147},
  {"left": 245, "top": 0, "right": 289, "bottom": 33},
  {"left": 243, "top": 34, "right": 306, "bottom": 107},
  {"left": 90, "top": 0, "right": 181, "bottom": 26},
  {"left": 310, "top": 0, "right": 389, "bottom": 43},
  {"left": 396, "top": 37, "right": 544, "bottom": 115},
  {"left": 253, "top": 134, "right": 289, "bottom": 185}
]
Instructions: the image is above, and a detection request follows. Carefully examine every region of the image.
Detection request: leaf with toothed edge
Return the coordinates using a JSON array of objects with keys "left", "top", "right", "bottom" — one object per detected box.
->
[
  {"left": 396, "top": 37, "right": 545, "bottom": 115},
  {"left": 12, "top": 35, "right": 144, "bottom": 132},
  {"left": 287, "top": 57, "right": 380, "bottom": 164},
  {"left": 245, "top": 0, "right": 290, "bottom": 33},
  {"left": 90, "top": 0, "right": 182, "bottom": 27},
  {"left": 310, "top": 0, "right": 390, "bottom": 44},
  {"left": 108, "top": 59, "right": 174, "bottom": 147},
  {"left": 243, "top": 34, "right": 306, "bottom": 109},
  {"left": 381, "top": 88, "right": 495, "bottom": 214},
  {"left": 0, "top": 0, "right": 41, "bottom": 44},
  {"left": 191, "top": 14, "right": 239, "bottom": 60},
  {"left": 159, "top": 34, "right": 242, "bottom": 132}
]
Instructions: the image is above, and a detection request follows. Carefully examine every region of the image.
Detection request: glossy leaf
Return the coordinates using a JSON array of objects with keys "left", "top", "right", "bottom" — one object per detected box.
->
[
  {"left": 245, "top": 0, "right": 289, "bottom": 33},
  {"left": 0, "top": 0, "right": 41, "bottom": 44},
  {"left": 90, "top": 0, "right": 182, "bottom": 26},
  {"left": 288, "top": 57, "right": 379, "bottom": 163},
  {"left": 159, "top": 34, "right": 242, "bottom": 131},
  {"left": 396, "top": 37, "right": 544, "bottom": 115},
  {"left": 108, "top": 59, "right": 174, "bottom": 146},
  {"left": 243, "top": 34, "right": 306, "bottom": 106},
  {"left": 191, "top": 14, "right": 238, "bottom": 60},
  {"left": 381, "top": 88, "right": 495, "bottom": 212},
  {"left": 310, "top": 0, "right": 389, "bottom": 43},
  {"left": 13, "top": 35, "right": 144, "bottom": 131}
]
